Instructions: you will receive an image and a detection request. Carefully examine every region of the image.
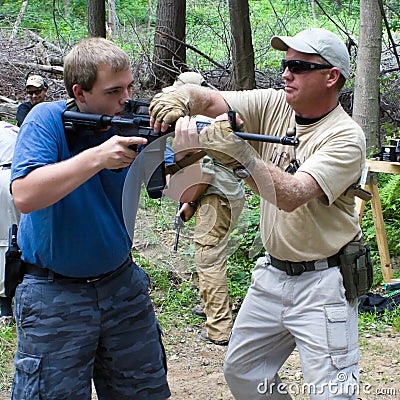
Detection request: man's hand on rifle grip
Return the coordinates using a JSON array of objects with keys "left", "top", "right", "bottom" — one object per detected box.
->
[{"left": 96, "top": 135, "right": 147, "bottom": 170}]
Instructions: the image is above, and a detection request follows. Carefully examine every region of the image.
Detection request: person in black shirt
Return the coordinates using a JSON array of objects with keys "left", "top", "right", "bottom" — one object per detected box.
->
[{"left": 16, "top": 74, "right": 48, "bottom": 126}]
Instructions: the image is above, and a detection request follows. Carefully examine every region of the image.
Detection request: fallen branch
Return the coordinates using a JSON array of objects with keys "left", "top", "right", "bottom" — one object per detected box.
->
[
  {"left": 155, "top": 30, "right": 229, "bottom": 72},
  {"left": 12, "top": 61, "right": 64, "bottom": 75},
  {"left": 0, "top": 95, "right": 17, "bottom": 104},
  {"left": 0, "top": 103, "right": 18, "bottom": 120},
  {"left": 26, "top": 30, "right": 64, "bottom": 55}
]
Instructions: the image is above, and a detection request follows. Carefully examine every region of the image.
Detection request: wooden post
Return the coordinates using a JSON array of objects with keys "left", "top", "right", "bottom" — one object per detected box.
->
[
  {"left": 356, "top": 164, "right": 370, "bottom": 223},
  {"left": 358, "top": 160, "right": 400, "bottom": 283},
  {"left": 368, "top": 172, "right": 393, "bottom": 282}
]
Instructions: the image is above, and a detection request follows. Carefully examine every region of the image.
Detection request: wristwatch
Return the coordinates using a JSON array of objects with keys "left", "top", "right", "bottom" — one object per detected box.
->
[{"left": 233, "top": 167, "right": 250, "bottom": 179}]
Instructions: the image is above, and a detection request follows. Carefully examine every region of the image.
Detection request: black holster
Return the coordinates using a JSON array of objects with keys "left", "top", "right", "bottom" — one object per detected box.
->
[{"left": 4, "top": 224, "right": 23, "bottom": 298}]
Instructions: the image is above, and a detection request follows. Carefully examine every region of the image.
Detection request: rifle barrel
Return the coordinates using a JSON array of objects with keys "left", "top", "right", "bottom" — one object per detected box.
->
[
  {"left": 234, "top": 132, "right": 299, "bottom": 146},
  {"left": 173, "top": 231, "right": 180, "bottom": 252},
  {"left": 194, "top": 121, "right": 298, "bottom": 147}
]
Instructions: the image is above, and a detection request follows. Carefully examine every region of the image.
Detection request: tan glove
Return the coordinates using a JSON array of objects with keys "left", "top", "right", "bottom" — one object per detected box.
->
[
  {"left": 198, "top": 120, "right": 258, "bottom": 170},
  {"left": 149, "top": 91, "right": 191, "bottom": 125}
]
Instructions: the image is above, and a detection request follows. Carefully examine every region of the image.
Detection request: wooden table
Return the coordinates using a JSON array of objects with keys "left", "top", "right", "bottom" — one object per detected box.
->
[{"left": 356, "top": 160, "right": 400, "bottom": 283}]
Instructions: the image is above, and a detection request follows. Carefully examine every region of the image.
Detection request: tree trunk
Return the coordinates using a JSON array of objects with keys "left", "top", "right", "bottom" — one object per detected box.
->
[
  {"left": 9, "top": 0, "right": 29, "bottom": 43},
  {"left": 87, "top": 0, "right": 106, "bottom": 38},
  {"left": 107, "top": 0, "right": 117, "bottom": 38},
  {"left": 152, "top": 0, "right": 186, "bottom": 89},
  {"left": 352, "top": 0, "right": 382, "bottom": 153},
  {"left": 228, "top": 0, "right": 255, "bottom": 90},
  {"left": 310, "top": 0, "right": 316, "bottom": 20}
]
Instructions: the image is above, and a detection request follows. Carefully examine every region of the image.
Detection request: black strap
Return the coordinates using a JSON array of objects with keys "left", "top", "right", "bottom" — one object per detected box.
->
[
  {"left": 64, "top": 99, "right": 79, "bottom": 151},
  {"left": 23, "top": 262, "right": 50, "bottom": 278},
  {"left": 270, "top": 254, "right": 340, "bottom": 276}
]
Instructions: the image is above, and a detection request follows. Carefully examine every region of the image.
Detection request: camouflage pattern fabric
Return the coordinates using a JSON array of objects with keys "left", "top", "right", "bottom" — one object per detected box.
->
[{"left": 11, "top": 259, "right": 170, "bottom": 399}]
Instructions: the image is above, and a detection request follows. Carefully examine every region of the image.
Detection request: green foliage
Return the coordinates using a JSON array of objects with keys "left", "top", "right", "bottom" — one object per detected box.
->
[
  {"left": 358, "top": 304, "right": 400, "bottom": 334},
  {"left": 227, "top": 191, "right": 263, "bottom": 306},
  {"left": 0, "top": 0, "right": 366, "bottom": 77},
  {"left": 132, "top": 252, "right": 202, "bottom": 330},
  {"left": 249, "top": 0, "right": 360, "bottom": 71},
  {"left": 0, "top": 0, "right": 88, "bottom": 44},
  {"left": 0, "top": 324, "right": 16, "bottom": 391},
  {"left": 362, "top": 174, "right": 400, "bottom": 258},
  {"left": 380, "top": 122, "right": 400, "bottom": 140},
  {"left": 118, "top": 0, "right": 153, "bottom": 25}
]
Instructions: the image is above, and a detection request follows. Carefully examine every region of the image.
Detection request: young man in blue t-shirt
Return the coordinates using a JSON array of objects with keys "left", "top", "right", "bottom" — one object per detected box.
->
[{"left": 10, "top": 37, "right": 170, "bottom": 400}]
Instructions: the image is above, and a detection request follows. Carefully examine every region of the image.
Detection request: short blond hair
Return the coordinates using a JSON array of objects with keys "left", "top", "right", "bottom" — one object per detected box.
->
[{"left": 64, "top": 37, "right": 131, "bottom": 98}]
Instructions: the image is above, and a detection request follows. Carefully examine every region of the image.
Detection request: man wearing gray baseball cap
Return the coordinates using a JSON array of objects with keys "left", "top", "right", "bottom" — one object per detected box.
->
[
  {"left": 149, "top": 27, "right": 366, "bottom": 399},
  {"left": 270, "top": 27, "right": 350, "bottom": 79}
]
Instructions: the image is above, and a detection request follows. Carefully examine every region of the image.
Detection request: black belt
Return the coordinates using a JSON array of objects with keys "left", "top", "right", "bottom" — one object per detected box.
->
[
  {"left": 1, "top": 163, "right": 11, "bottom": 170},
  {"left": 23, "top": 259, "right": 130, "bottom": 283},
  {"left": 270, "top": 254, "right": 340, "bottom": 276}
]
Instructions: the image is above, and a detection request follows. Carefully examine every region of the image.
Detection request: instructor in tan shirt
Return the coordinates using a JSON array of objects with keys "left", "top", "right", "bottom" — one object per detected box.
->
[{"left": 150, "top": 28, "right": 366, "bottom": 400}]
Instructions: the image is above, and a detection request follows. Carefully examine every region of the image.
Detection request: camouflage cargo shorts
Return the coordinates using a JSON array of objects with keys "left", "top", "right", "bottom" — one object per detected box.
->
[{"left": 11, "top": 258, "right": 170, "bottom": 399}]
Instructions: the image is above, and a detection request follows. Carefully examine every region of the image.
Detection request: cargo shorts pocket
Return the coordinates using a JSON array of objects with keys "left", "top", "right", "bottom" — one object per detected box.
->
[{"left": 12, "top": 351, "right": 42, "bottom": 400}]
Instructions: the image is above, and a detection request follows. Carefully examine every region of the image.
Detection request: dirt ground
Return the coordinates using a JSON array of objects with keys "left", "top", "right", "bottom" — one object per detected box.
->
[{"left": 162, "top": 326, "right": 400, "bottom": 400}]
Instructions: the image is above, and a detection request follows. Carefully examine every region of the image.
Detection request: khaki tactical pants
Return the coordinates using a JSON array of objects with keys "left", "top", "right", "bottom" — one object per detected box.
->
[
  {"left": 224, "top": 256, "right": 359, "bottom": 399},
  {"left": 194, "top": 193, "right": 245, "bottom": 342}
]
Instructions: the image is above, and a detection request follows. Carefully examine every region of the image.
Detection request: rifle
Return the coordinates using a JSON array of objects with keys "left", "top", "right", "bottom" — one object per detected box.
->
[
  {"left": 63, "top": 100, "right": 169, "bottom": 199},
  {"left": 62, "top": 100, "right": 299, "bottom": 198},
  {"left": 173, "top": 202, "right": 185, "bottom": 252}
]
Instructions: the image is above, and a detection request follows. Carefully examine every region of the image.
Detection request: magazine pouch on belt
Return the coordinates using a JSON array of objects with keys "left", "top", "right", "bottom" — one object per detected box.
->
[
  {"left": 339, "top": 239, "right": 373, "bottom": 300},
  {"left": 4, "top": 224, "right": 23, "bottom": 298}
]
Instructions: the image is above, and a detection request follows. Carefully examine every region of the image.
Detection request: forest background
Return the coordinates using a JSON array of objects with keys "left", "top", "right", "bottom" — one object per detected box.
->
[{"left": 0, "top": 0, "right": 400, "bottom": 398}]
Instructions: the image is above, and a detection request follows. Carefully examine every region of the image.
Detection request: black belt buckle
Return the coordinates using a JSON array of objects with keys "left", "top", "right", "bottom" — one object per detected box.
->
[{"left": 285, "top": 262, "right": 306, "bottom": 276}]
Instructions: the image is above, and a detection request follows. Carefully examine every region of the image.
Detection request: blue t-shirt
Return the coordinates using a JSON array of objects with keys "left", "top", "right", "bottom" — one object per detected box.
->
[{"left": 11, "top": 100, "right": 136, "bottom": 277}]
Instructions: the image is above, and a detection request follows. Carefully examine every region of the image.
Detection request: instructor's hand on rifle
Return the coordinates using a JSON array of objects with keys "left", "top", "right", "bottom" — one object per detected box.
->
[
  {"left": 149, "top": 91, "right": 191, "bottom": 133},
  {"left": 198, "top": 114, "right": 258, "bottom": 170},
  {"left": 96, "top": 135, "right": 147, "bottom": 170},
  {"left": 173, "top": 116, "right": 203, "bottom": 161}
]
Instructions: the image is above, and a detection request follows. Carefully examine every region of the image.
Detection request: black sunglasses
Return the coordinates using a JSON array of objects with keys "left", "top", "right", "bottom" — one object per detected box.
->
[
  {"left": 282, "top": 59, "right": 332, "bottom": 74},
  {"left": 26, "top": 88, "right": 43, "bottom": 95}
]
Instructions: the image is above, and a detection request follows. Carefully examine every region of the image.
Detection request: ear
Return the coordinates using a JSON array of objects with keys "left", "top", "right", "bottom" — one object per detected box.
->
[
  {"left": 72, "top": 84, "right": 86, "bottom": 103},
  {"left": 326, "top": 67, "right": 341, "bottom": 88}
]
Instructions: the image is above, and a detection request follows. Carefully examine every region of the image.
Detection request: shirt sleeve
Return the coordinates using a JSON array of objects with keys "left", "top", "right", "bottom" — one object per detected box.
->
[{"left": 16, "top": 103, "right": 32, "bottom": 127}]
